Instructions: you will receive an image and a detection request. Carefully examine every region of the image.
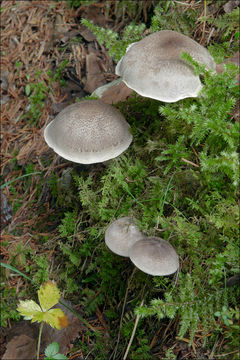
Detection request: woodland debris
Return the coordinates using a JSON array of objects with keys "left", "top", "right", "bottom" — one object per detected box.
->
[
  {"left": 0, "top": 95, "right": 10, "bottom": 105},
  {"left": 100, "top": 81, "right": 134, "bottom": 104},
  {"left": 2, "top": 320, "right": 38, "bottom": 360},
  {"left": 216, "top": 51, "right": 240, "bottom": 72},
  {"left": 54, "top": 13, "right": 71, "bottom": 40},
  {"left": 216, "top": 51, "right": 240, "bottom": 85},
  {"left": 41, "top": 300, "right": 87, "bottom": 354},
  {"left": 92, "top": 79, "right": 134, "bottom": 104},
  {"left": 79, "top": 26, "right": 96, "bottom": 42},
  {"left": 2, "top": 334, "right": 36, "bottom": 360},
  {"left": 0, "top": 193, "right": 12, "bottom": 231},
  {"left": 76, "top": 3, "right": 110, "bottom": 27},
  {"left": 0, "top": 69, "right": 10, "bottom": 92},
  {"left": 223, "top": 0, "right": 240, "bottom": 13},
  {"left": 84, "top": 52, "right": 106, "bottom": 93}
]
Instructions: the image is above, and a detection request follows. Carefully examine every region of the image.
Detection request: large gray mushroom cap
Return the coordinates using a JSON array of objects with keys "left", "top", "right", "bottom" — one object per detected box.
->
[
  {"left": 105, "top": 217, "right": 145, "bottom": 257},
  {"left": 116, "top": 30, "right": 216, "bottom": 103},
  {"left": 44, "top": 100, "right": 133, "bottom": 164},
  {"left": 129, "top": 236, "right": 179, "bottom": 276}
]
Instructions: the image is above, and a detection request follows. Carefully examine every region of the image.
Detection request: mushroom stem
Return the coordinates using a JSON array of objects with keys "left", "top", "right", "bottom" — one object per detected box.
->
[{"left": 123, "top": 299, "right": 144, "bottom": 360}]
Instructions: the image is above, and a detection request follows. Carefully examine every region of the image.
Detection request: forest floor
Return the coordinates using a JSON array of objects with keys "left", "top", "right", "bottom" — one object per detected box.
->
[{"left": 1, "top": 1, "right": 239, "bottom": 359}]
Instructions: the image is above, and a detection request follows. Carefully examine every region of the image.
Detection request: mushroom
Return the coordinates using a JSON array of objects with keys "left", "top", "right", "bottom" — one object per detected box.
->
[
  {"left": 44, "top": 100, "right": 133, "bottom": 164},
  {"left": 116, "top": 30, "right": 216, "bottom": 103},
  {"left": 129, "top": 236, "right": 179, "bottom": 276},
  {"left": 105, "top": 217, "right": 145, "bottom": 257}
]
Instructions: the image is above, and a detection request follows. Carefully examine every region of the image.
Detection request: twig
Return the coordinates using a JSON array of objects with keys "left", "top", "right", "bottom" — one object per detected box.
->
[
  {"left": 96, "top": 305, "right": 109, "bottom": 335},
  {"left": 191, "top": 145, "right": 200, "bottom": 162},
  {"left": 149, "top": 325, "right": 162, "bottom": 349},
  {"left": 181, "top": 158, "right": 199, "bottom": 168},
  {"left": 213, "top": 350, "right": 239, "bottom": 358},
  {"left": 111, "top": 267, "right": 137, "bottom": 360},
  {"left": 207, "top": 27, "right": 215, "bottom": 45},
  {"left": 200, "top": 0, "right": 207, "bottom": 44},
  {"left": 123, "top": 299, "right": 144, "bottom": 360}
]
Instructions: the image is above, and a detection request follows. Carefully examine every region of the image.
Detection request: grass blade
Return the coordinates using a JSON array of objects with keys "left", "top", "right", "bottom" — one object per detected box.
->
[{"left": 0, "top": 172, "right": 41, "bottom": 190}]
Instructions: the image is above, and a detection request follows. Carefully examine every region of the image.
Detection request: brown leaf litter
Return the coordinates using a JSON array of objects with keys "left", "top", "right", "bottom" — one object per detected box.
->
[
  {"left": 0, "top": 1, "right": 127, "bottom": 357},
  {"left": 0, "top": 0, "right": 116, "bottom": 232}
]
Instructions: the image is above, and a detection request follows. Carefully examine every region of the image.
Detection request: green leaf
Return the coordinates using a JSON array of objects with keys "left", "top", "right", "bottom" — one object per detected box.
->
[
  {"left": 52, "top": 353, "right": 68, "bottom": 360},
  {"left": 45, "top": 342, "right": 59, "bottom": 357}
]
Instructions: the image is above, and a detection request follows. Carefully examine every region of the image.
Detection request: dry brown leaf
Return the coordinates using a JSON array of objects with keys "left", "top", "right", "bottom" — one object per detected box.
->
[
  {"left": 100, "top": 81, "right": 134, "bottom": 104},
  {"left": 0, "top": 193, "right": 12, "bottom": 231},
  {"left": 78, "top": 5, "right": 108, "bottom": 27},
  {"left": 0, "top": 69, "right": 10, "bottom": 92},
  {"left": 216, "top": 52, "right": 239, "bottom": 87},
  {"left": 2, "top": 334, "right": 36, "bottom": 360},
  {"left": 79, "top": 27, "right": 96, "bottom": 42},
  {"left": 223, "top": 52, "right": 240, "bottom": 67},
  {"left": 41, "top": 300, "right": 86, "bottom": 354},
  {"left": 232, "top": 99, "right": 239, "bottom": 122},
  {"left": 216, "top": 52, "right": 239, "bottom": 122},
  {"left": 223, "top": 0, "right": 240, "bottom": 13},
  {"left": 54, "top": 14, "right": 71, "bottom": 41},
  {"left": 84, "top": 53, "right": 106, "bottom": 93}
]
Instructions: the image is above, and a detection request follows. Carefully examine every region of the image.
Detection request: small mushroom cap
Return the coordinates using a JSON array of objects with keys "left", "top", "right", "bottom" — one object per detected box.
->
[
  {"left": 44, "top": 100, "right": 133, "bottom": 164},
  {"left": 116, "top": 30, "right": 216, "bottom": 103},
  {"left": 129, "top": 237, "right": 179, "bottom": 276},
  {"left": 105, "top": 217, "right": 145, "bottom": 257}
]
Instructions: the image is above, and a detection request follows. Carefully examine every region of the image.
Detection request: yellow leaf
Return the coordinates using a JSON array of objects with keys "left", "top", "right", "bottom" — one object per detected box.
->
[
  {"left": 17, "top": 281, "right": 68, "bottom": 330},
  {"left": 17, "top": 300, "right": 42, "bottom": 320},
  {"left": 38, "top": 280, "right": 60, "bottom": 311},
  {"left": 42, "top": 308, "right": 69, "bottom": 330},
  {"left": 31, "top": 311, "right": 45, "bottom": 324}
]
